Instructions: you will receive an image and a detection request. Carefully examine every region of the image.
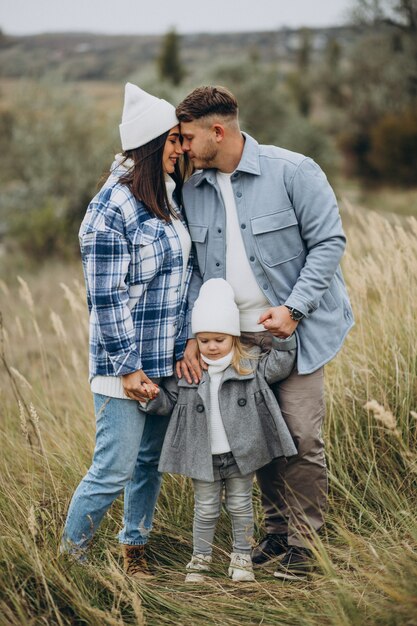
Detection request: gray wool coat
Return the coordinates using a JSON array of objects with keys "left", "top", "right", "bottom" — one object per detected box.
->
[{"left": 146, "top": 335, "right": 298, "bottom": 481}]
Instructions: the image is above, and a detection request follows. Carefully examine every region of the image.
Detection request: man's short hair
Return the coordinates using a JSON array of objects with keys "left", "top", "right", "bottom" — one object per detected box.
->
[{"left": 176, "top": 86, "right": 238, "bottom": 122}]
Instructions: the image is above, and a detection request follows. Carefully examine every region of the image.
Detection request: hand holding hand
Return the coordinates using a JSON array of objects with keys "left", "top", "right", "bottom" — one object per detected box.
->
[{"left": 122, "top": 370, "right": 160, "bottom": 402}]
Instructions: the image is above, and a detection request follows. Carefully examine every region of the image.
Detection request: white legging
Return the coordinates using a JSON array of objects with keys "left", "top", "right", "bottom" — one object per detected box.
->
[{"left": 192, "top": 455, "right": 254, "bottom": 555}]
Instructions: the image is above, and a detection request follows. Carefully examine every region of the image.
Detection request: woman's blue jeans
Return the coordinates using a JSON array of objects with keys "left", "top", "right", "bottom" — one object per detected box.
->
[{"left": 61, "top": 393, "right": 169, "bottom": 556}]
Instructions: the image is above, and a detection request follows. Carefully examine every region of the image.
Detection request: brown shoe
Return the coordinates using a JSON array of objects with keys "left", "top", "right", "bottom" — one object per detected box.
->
[{"left": 121, "top": 544, "right": 153, "bottom": 579}]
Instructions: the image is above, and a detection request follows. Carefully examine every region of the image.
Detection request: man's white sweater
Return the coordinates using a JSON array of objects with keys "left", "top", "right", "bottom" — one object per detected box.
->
[{"left": 216, "top": 171, "right": 270, "bottom": 332}]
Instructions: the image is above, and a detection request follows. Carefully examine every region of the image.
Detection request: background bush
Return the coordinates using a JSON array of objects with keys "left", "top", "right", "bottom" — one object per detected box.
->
[
  {"left": 368, "top": 108, "right": 417, "bottom": 185},
  {"left": 0, "top": 79, "right": 117, "bottom": 260}
]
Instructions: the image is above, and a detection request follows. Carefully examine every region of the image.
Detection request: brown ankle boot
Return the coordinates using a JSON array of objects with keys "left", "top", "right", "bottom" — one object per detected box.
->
[{"left": 121, "top": 544, "right": 153, "bottom": 579}]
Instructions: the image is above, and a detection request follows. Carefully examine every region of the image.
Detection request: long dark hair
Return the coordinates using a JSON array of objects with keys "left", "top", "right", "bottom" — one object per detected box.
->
[{"left": 119, "top": 131, "right": 183, "bottom": 222}]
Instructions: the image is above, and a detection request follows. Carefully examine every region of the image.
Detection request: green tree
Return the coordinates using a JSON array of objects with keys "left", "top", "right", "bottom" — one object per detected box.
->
[
  {"left": 286, "top": 29, "right": 313, "bottom": 117},
  {"left": 351, "top": 0, "right": 417, "bottom": 97},
  {"left": 321, "top": 38, "right": 345, "bottom": 106},
  {"left": 157, "top": 28, "right": 185, "bottom": 86},
  {"left": 351, "top": 0, "right": 416, "bottom": 32},
  {"left": 333, "top": 1, "right": 417, "bottom": 181},
  {"left": 297, "top": 28, "right": 312, "bottom": 72}
]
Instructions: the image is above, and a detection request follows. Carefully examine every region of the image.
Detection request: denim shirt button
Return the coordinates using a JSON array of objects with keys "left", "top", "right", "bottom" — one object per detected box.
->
[
  {"left": 241, "top": 223, "right": 246, "bottom": 229},
  {"left": 250, "top": 256, "right": 255, "bottom": 262},
  {"left": 237, "top": 398, "right": 247, "bottom": 406},
  {"left": 236, "top": 191, "right": 242, "bottom": 198},
  {"left": 196, "top": 404, "right": 205, "bottom": 412},
  {"left": 216, "top": 262, "right": 220, "bottom": 267},
  {"left": 263, "top": 284, "right": 268, "bottom": 290}
]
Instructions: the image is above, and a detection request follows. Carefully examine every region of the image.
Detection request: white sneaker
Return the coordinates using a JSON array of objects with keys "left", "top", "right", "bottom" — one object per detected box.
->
[
  {"left": 185, "top": 553, "right": 212, "bottom": 583},
  {"left": 228, "top": 552, "right": 255, "bottom": 582}
]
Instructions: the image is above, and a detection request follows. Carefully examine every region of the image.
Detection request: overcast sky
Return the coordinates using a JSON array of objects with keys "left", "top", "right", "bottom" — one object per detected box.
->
[{"left": 0, "top": 0, "right": 354, "bottom": 36}]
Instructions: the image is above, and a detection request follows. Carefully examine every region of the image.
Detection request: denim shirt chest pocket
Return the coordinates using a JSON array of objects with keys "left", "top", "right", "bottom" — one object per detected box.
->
[
  {"left": 188, "top": 223, "right": 208, "bottom": 275},
  {"left": 128, "top": 218, "right": 172, "bottom": 284},
  {"left": 251, "top": 207, "right": 303, "bottom": 267}
]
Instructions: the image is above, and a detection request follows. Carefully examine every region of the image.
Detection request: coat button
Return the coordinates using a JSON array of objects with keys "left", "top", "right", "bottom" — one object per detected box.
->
[
  {"left": 237, "top": 398, "right": 247, "bottom": 406},
  {"left": 196, "top": 404, "right": 205, "bottom": 412}
]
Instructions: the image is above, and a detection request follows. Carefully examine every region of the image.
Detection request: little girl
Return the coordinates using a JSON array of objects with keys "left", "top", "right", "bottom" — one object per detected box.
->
[{"left": 144, "top": 279, "right": 297, "bottom": 582}]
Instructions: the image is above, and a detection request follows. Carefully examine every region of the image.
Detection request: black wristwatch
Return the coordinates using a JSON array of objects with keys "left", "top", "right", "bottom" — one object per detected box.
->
[{"left": 285, "top": 306, "right": 305, "bottom": 322}]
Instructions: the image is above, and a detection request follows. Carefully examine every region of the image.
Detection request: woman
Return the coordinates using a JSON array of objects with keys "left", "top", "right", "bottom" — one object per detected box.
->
[{"left": 61, "top": 83, "right": 193, "bottom": 578}]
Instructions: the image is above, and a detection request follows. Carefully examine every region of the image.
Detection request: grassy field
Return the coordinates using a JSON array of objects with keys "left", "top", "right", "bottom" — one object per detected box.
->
[{"left": 0, "top": 201, "right": 417, "bottom": 625}]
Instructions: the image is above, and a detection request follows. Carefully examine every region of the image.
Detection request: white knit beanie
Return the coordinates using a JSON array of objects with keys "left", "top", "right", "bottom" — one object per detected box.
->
[
  {"left": 192, "top": 279, "right": 241, "bottom": 337},
  {"left": 119, "top": 83, "right": 179, "bottom": 151}
]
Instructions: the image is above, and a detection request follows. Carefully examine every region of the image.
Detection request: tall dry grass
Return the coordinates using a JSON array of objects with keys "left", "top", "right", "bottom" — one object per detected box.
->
[{"left": 0, "top": 203, "right": 416, "bottom": 625}]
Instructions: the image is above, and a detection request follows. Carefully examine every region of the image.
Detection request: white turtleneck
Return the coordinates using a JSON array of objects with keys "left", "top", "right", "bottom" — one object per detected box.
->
[{"left": 201, "top": 350, "right": 233, "bottom": 454}]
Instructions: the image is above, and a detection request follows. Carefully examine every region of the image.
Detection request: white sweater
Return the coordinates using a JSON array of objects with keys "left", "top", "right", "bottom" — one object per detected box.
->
[
  {"left": 216, "top": 171, "right": 270, "bottom": 332},
  {"left": 202, "top": 351, "right": 233, "bottom": 455}
]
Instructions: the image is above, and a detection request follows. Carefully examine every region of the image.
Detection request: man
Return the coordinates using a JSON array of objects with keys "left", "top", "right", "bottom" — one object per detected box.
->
[{"left": 175, "top": 86, "right": 354, "bottom": 580}]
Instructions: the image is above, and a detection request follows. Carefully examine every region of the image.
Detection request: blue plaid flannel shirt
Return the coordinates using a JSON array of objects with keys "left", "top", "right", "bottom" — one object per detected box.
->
[{"left": 79, "top": 161, "right": 193, "bottom": 380}]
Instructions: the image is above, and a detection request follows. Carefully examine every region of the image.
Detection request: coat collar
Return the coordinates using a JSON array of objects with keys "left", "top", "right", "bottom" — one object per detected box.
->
[
  {"left": 197, "top": 366, "right": 256, "bottom": 406},
  {"left": 176, "top": 363, "right": 255, "bottom": 410},
  {"left": 190, "top": 132, "right": 261, "bottom": 188},
  {"left": 176, "top": 356, "right": 256, "bottom": 407},
  {"left": 220, "top": 360, "right": 255, "bottom": 383},
  {"left": 177, "top": 362, "right": 255, "bottom": 387}
]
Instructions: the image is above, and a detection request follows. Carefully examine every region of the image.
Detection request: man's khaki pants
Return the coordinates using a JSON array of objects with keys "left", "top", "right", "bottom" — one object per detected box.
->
[{"left": 241, "top": 331, "right": 327, "bottom": 548}]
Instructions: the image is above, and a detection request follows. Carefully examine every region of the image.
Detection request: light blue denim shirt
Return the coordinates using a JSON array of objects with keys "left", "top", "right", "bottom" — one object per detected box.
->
[{"left": 183, "top": 133, "right": 354, "bottom": 375}]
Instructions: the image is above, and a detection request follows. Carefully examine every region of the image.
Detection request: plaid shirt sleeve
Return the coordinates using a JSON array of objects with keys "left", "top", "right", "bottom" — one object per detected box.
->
[{"left": 82, "top": 229, "right": 143, "bottom": 376}]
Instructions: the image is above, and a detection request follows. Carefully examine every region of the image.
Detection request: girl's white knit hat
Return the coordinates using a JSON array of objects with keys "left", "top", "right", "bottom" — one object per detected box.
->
[
  {"left": 192, "top": 279, "right": 241, "bottom": 337},
  {"left": 119, "top": 83, "right": 179, "bottom": 151}
]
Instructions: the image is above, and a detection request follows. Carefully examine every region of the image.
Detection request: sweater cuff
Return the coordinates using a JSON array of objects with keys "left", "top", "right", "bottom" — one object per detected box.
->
[{"left": 271, "top": 334, "right": 297, "bottom": 351}]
